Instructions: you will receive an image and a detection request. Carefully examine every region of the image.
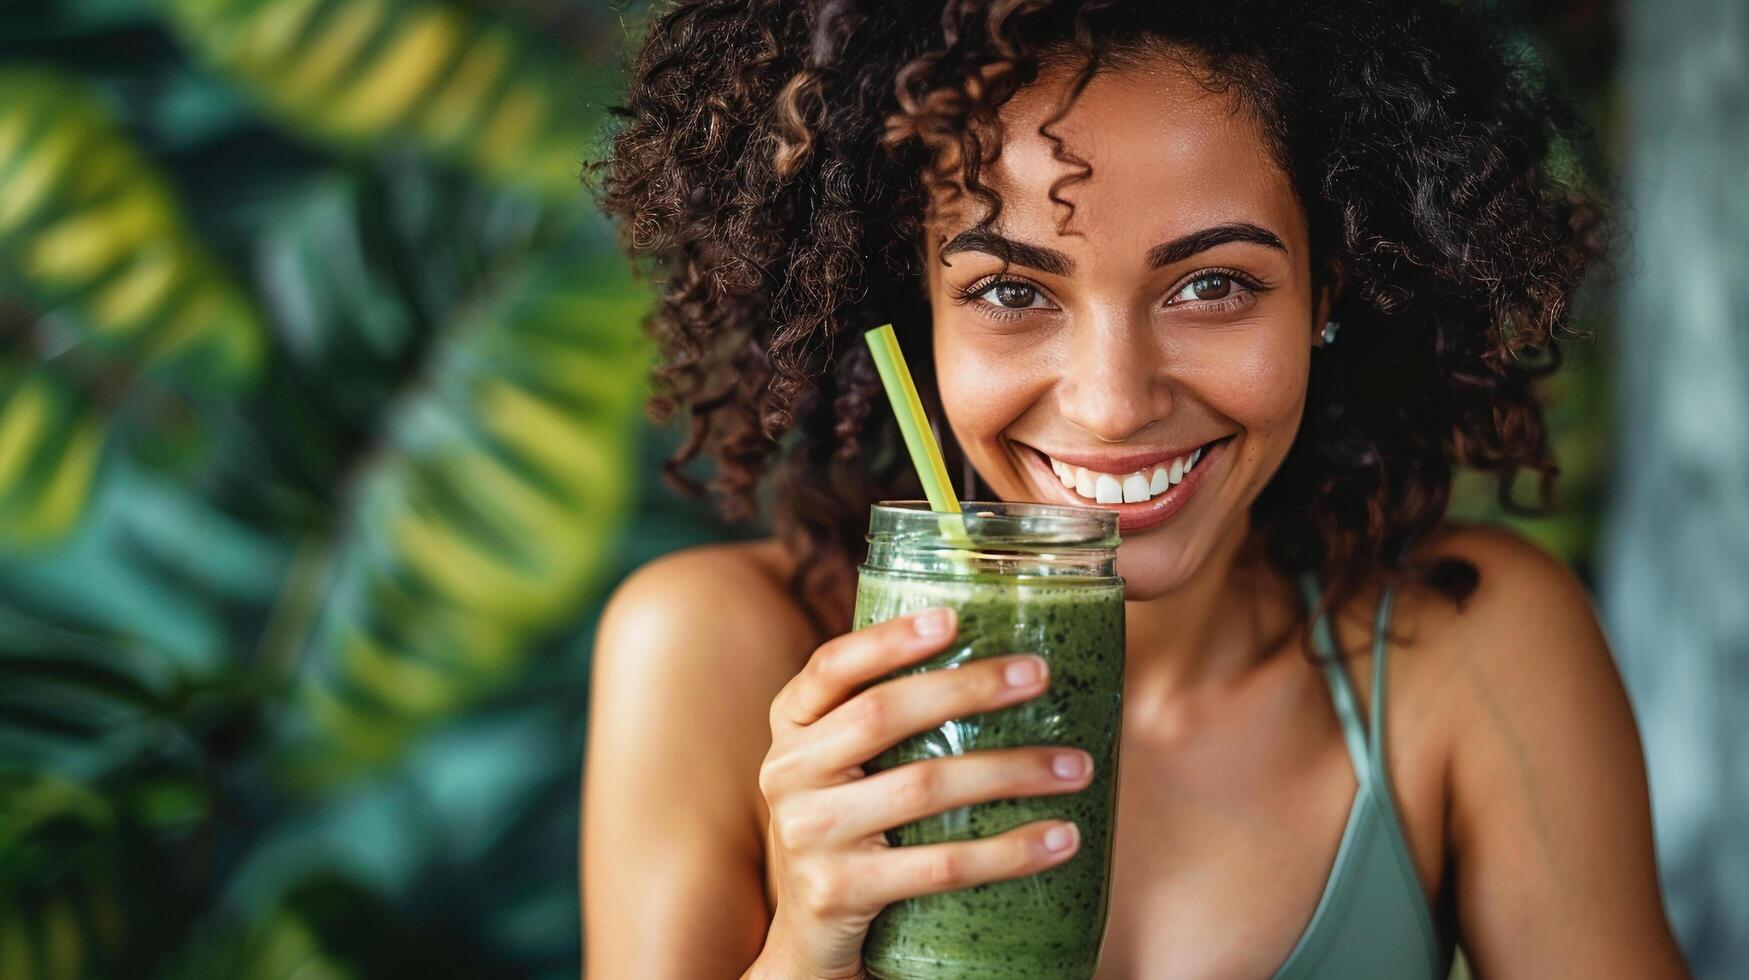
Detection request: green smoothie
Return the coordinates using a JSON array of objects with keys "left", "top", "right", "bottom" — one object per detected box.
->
[{"left": 854, "top": 569, "right": 1125, "bottom": 980}]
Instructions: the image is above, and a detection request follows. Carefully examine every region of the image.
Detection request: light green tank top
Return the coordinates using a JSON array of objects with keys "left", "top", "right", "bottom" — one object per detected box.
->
[{"left": 1270, "top": 572, "right": 1454, "bottom": 979}]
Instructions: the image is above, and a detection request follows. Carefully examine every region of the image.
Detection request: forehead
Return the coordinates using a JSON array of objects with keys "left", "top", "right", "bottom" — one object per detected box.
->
[{"left": 927, "top": 52, "right": 1302, "bottom": 260}]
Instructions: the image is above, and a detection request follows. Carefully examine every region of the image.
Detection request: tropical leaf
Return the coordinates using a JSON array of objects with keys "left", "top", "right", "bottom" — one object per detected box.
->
[
  {"left": 0, "top": 880, "right": 109, "bottom": 980},
  {"left": 0, "top": 360, "right": 109, "bottom": 547},
  {"left": 275, "top": 235, "right": 650, "bottom": 782},
  {"left": 161, "top": 0, "right": 617, "bottom": 203},
  {"left": 0, "top": 608, "right": 182, "bottom": 780},
  {"left": 0, "top": 66, "right": 266, "bottom": 393},
  {"left": 0, "top": 772, "right": 128, "bottom": 980},
  {"left": 0, "top": 755, "right": 249, "bottom": 975},
  {"left": 0, "top": 1, "right": 658, "bottom": 975},
  {"left": 172, "top": 909, "right": 359, "bottom": 980},
  {"left": 0, "top": 65, "right": 270, "bottom": 547},
  {"left": 253, "top": 154, "right": 559, "bottom": 406}
]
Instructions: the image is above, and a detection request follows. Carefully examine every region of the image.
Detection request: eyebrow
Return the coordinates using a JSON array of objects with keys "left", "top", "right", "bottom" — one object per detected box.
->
[
  {"left": 938, "top": 221, "right": 1287, "bottom": 275},
  {"left": 1147, "top": 222, "right": 1288, "bottom": 269},
  {"left": 939, "top": 228, "right": 1076, "bottom": 276}
]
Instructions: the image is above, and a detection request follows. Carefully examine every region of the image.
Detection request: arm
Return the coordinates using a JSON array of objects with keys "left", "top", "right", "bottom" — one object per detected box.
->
[
  {"left": 580, "top": 545, "right": 1084, "bottom": 980},
  {"left": 1441, "top": 531, "right": 1688, "bottom": 978},
  {"left": 580, "top": 549, "right": 809, "bottom": 979}
]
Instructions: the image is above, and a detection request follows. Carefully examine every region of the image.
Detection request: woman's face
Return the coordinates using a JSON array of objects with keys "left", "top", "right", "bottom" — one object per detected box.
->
[{"left": 925, "top": 51, "right": 1331, "bottom": 599}]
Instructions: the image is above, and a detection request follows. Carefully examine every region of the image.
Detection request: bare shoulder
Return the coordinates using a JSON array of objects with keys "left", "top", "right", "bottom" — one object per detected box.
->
[
  {"left": 587, "top": 538, "right": 825, "bottom": 838},
  {"left": 1375, "top": 520, "right": 1627, "bottom": 759},
  {"left": 1321, "top": 521, "right": 1609, "bottom": 719},
  {"left": 1389, "top": 523, "right": 1684, "bottom": 974},
  {"left": 1391, "top": 521, "right": 1614, "bottom": 694},
  {"left": 597, "top": 537, "right": 824, "bottom": 676},
  {"left": 1406, "top": 519, "right": 1597, "bottom": 623},
  {"left": 582, "top": 539, "right": 826, "bottom": 975}
]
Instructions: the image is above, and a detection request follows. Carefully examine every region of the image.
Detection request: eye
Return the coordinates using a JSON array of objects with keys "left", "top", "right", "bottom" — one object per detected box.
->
[
  {"left": 1170, "top": 273, "right": 1236, "bottom": 303},
  {"left": 1163, "top": 268, "right": 1267, "bottom": 312},
  {"left": 965, "top": 277, "right": 1055, "bottom": 312}
]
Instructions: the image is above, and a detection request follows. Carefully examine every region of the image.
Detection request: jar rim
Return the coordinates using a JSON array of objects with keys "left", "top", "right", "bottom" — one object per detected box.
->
[{"left": 868, "top": 500, "right": 1119, "bottom": 550}]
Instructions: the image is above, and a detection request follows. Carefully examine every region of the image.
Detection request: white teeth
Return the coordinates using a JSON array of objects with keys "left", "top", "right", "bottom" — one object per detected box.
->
[{"left": 1046, "top": 442, "right": 1214, "bottom": 504}]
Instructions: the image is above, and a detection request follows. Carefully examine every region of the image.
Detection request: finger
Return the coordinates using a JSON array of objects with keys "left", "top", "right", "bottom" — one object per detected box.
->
[
  {"left": 772, "top": 608, "right": 958, "bottom": 730},
  {"left": 812, "top": 747, "right": 1095, "bottom": 845},
  {"left": 806, "top": 653, "right": 1049, "bottom": 776},
  {"left": 852, "top": 820, "right": 1081, "bottom": 908}
]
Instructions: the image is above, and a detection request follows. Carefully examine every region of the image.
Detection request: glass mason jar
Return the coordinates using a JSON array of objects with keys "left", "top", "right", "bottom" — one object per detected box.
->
[{"left": 854, "top": 501, "right": 1125, "bottom": 980}]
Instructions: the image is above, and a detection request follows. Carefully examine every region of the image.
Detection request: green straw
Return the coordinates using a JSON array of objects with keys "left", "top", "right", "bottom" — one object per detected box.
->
[
  {"left": 864, "top": 324, "right": 962, "bottom": 514},
  {"left": 864, "top": 324, "right": 974, "bottom": 550}
]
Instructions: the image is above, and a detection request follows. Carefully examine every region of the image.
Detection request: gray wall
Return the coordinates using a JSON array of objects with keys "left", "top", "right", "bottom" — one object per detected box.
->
[{"left": 1602, "top": 0, "right": 1749, "bottom": 975}]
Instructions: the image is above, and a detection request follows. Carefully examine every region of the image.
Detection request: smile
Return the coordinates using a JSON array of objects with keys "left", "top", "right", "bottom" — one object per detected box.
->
[{"left": 1019, "top": 436, "right": 1233, "bottom": 533}]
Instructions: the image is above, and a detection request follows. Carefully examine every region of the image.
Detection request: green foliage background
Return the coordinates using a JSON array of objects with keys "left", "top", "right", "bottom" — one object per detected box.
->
[
  {"left": 0, "top": 1, "right": 1615, "bottom": 977},
  {"left": 0, "top": 1, "right": 746, "bottom": 975}
]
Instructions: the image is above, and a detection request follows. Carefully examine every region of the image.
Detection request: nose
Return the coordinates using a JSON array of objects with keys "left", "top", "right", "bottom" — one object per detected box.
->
[{"left": 1055, "top": 310, "right": 1169, "bottom": 442}]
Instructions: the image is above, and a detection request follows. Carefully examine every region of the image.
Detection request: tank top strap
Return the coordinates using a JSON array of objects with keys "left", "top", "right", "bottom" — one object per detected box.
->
[
  {"left": 1367, "top": 582, "right": 1397, "bottom": 771},
  {"left": 1297, "top": 570, "right": 1372, "bottom": 785}
]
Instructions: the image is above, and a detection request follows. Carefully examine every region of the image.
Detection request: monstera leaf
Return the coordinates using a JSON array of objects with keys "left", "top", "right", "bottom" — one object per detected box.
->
[
  {"left": 162, "top": 0, "right": 616, "bottom": 203},
  {"left": 276, "top": 236, "right": 650, "bottom": 782},
  {"left": 0, "top": 1, "right": 666, "bottom": 973},
  {"left": 0, "top": 67, "right": 265, "bottom": 392},
  {"left": 0, "top": 773, "right": 119, "bottom": 980},
  {"left": 0, "top": 767, "right": 203, "bottom": 979},
  {"left": 0, "top": 66, "right": 267, "bottom": 547},
  {"left": 0, "top": 361, "right": 108, "bottom": 546},
  {"left": 0, "top": 605, "right": 171, "bottom": 758}
]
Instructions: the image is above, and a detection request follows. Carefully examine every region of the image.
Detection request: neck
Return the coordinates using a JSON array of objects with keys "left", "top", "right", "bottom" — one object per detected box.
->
[{"left": 1123, "top": 518, "right": 1301, "bottom": 701}]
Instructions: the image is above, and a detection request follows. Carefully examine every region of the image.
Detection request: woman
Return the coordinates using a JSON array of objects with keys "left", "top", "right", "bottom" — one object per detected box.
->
[{"left": 581, "top": 1, "right": 1688, "bottom": 977}]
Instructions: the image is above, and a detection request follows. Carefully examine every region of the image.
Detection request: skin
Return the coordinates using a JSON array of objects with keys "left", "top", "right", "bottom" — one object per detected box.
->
[{"left": 581, "top": 48, "right": 1688, "bottom": 980}]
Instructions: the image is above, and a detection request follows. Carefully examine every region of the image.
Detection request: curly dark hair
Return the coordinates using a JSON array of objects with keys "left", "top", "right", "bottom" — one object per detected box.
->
[{"left": 587, "top": 0, "right": 1610, "bottom": 627}]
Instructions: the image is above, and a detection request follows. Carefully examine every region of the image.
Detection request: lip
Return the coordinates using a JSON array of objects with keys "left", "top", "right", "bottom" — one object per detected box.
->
[{"left": 1018, "top": 435, "right": 1232, "bottom": 533}]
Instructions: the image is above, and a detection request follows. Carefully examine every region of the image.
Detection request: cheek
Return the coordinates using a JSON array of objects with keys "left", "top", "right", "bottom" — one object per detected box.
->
[
  {"left": 933, "top": 331, "right": 1053, "bottom": 445},
  {"left": 1182, "top": 328, "right": 1309, "bottom": 433}
]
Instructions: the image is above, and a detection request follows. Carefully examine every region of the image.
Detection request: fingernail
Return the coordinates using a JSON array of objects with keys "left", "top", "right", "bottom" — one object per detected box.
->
[
  {"left": 1052, "top": 751, "right": 1090, "bottom": 780},
  {"left": 913, "top": 608, "right": 954, "bottom": 638},
  {"left": 1043, "top": 822, "right": 1079, "bottom": 854},
  {"left": 1004, "top": 656, "right": 1045, "bottom": 688}
]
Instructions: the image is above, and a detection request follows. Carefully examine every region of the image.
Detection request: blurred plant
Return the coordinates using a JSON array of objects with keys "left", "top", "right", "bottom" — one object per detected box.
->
[
  {"left": 0, "top": 0, "right": 668, "bottom": 976},
  {"left": 0, "top": 65, "right": 264, "bottom": 547}
]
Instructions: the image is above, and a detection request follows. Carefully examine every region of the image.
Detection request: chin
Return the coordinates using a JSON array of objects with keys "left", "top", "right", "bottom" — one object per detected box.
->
[{"left": 1114, "top": 537, "right": 1208, "bottom": 600}]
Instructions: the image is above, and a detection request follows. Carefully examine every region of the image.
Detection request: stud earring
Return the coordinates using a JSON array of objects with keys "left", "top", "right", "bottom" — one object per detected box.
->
[{"left": 1320, "top": 319, "right": 1341, "bottom": 346}]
